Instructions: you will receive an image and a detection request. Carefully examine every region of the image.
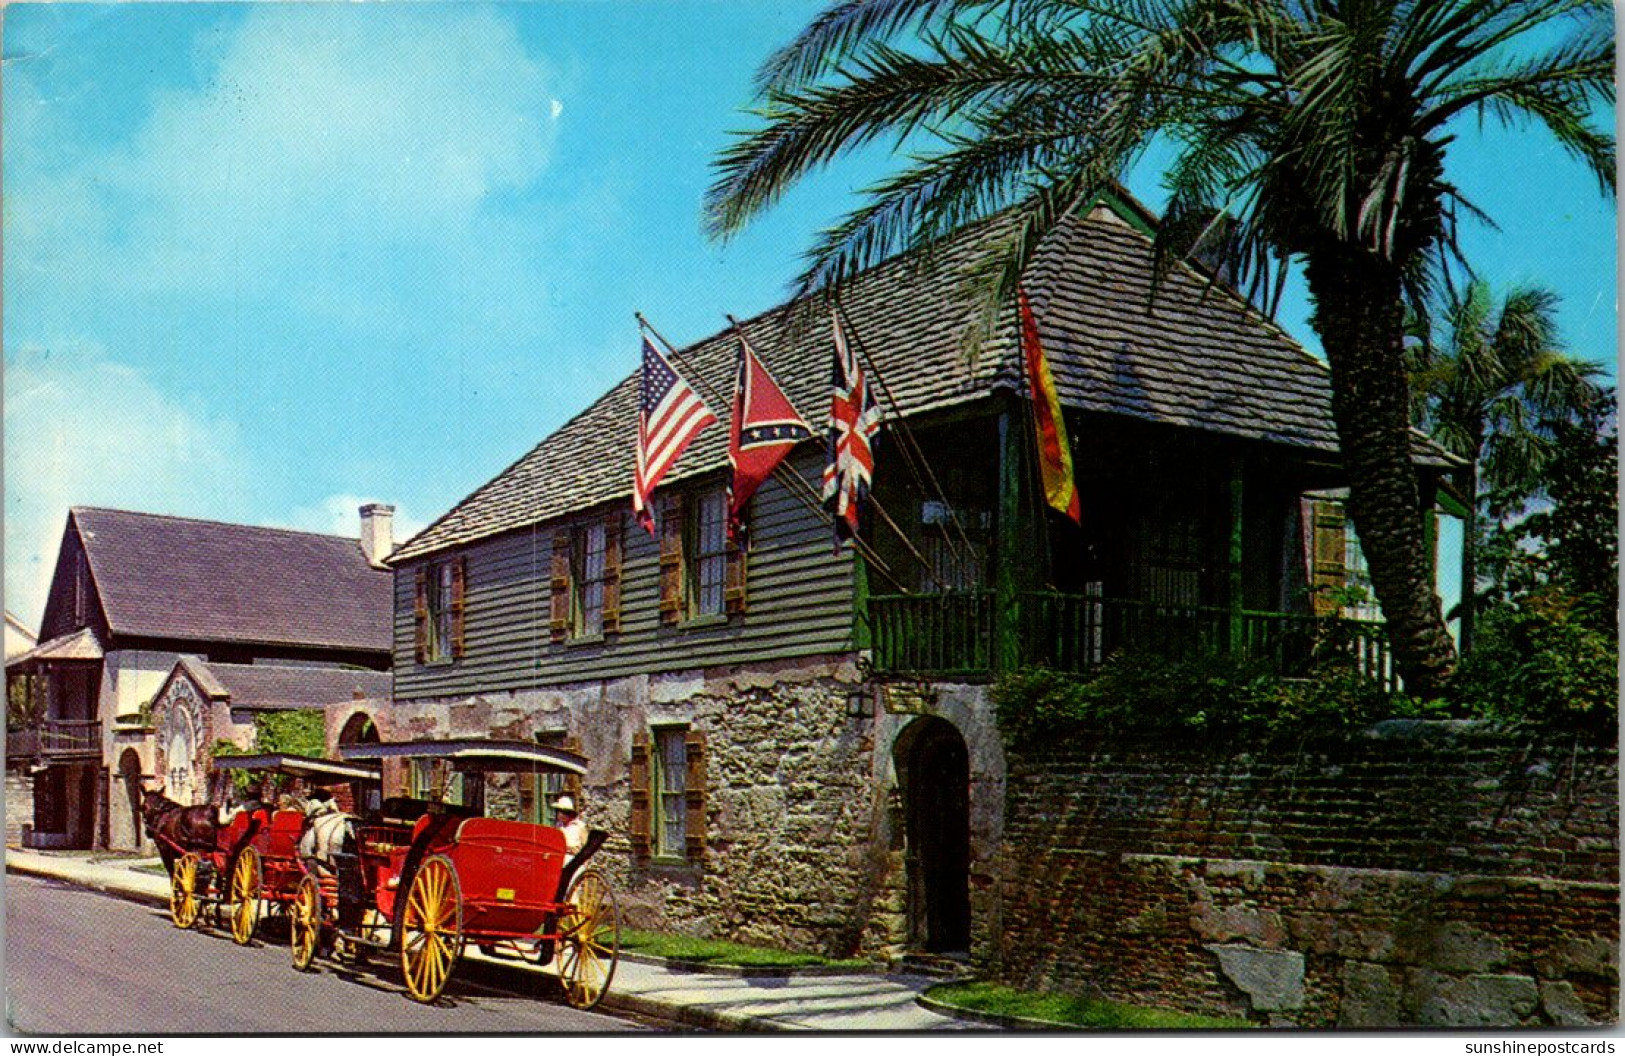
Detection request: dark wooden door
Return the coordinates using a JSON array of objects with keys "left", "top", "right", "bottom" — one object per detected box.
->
[{"left": 905, "top": 720, "right": 970, "bottom": 953}]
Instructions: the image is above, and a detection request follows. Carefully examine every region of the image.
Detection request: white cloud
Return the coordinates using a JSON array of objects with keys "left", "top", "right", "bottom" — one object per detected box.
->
[
  {"left": 3, "top": 343, "right": 257, "bottom": 626},
  {"left": 283, "top": 492, "right": 427, "bottom": 549}
]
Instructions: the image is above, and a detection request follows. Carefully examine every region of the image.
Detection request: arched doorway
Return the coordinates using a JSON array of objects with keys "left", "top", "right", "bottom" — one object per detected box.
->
[
  {"left": 896, "top": 717, "right": 971, "bottom": 955},
  {"left": 338, "top": 712, "right": 382, "bottom": 814},
  {"left": 118, "top": 749, "right": 145, "bottom": 852}
]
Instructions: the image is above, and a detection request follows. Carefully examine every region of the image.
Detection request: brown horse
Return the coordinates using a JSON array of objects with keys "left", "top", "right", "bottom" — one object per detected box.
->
[{"left": 141, "top": 790, "right": 220, "bottom": 873}]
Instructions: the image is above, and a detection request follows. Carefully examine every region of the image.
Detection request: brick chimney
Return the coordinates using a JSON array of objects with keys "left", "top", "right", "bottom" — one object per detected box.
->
[{"left": 359, "top": 503, "right": 395, "bottom": 569}]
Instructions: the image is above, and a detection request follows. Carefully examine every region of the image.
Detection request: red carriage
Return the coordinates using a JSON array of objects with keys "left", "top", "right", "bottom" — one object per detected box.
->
[
  {"left": 163, "top": 753, "right": 381, "bottom": 945},
  {"left": 291, "top": 740, "right": 620, "bottom": 1009}
]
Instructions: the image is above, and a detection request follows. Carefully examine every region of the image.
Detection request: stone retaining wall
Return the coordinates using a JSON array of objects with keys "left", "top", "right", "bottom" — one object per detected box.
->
[
  {"left": 994, "top": 722, "right": 1619, "bottom": 1027},
  {"left": 6, "top": 768, "right": 33, "bottom": 846}
]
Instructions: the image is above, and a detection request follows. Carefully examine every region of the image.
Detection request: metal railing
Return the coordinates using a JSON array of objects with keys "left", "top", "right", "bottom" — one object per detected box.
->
[
  {"left": 868, "top": 591, "right": 1394, "bottom": 687},
  {"left": 38, "top": 719, "right": 102, "bottom": 758}
]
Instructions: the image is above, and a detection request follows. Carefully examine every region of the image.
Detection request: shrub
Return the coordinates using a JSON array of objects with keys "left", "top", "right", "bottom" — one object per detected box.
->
[
  {"left": 991, "top": 654, "right": 1422, "bottom": 750},
  {"left": 1453, "top": 591, "right": 1618, "bottom": 736}
]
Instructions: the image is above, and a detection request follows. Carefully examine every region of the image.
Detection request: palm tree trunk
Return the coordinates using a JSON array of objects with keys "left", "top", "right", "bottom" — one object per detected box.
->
[
  {"left": 1305, "top": 249, "right": 1457, "bottom": 698},
  {"left": 1458, "top": 458, "right": 1480, "bottom": 655}
]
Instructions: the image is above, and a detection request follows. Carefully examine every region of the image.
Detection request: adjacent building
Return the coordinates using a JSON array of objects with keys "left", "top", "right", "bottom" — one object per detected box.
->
[{"left": 6, "top": 505, "right": 395, "bottom": 849}]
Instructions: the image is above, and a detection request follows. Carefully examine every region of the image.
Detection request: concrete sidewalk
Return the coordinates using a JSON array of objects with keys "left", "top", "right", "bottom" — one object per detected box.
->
[{"left": 6, "top": 849, "right": 976, "bottom": 1033}]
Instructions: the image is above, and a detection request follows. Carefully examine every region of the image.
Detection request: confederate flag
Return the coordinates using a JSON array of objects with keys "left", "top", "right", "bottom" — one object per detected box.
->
[
  {"left": 634, "top": 336, "right": 717, "bottom": 534},
  {"left": 821, "top": 312, "right": 881, "bottom": 549},
  {"left": 727, "top": 331, "right": 812, "bottom": 538}
]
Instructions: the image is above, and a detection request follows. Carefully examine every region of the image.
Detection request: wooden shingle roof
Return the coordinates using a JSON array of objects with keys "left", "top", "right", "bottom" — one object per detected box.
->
[
  {"left": 177, "top": 657, "right": 391, "bottom": 711},
  {"left": 72, "top": 508, "right": 392, "bottom": 654},
  {"left": 394, "top": 200, "right": 1417, "bottom": 563}
]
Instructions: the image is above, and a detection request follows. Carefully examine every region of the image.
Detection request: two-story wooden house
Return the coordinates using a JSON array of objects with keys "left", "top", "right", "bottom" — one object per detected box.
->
[
  {"left": 354, "top": 194, "right": 1457, "bottom": 965},
  {"left": 7, "top": 506, "right": 395, "bottom": 850}
]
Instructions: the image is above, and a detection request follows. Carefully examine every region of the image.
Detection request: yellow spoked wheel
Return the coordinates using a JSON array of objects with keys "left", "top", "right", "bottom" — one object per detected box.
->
[
  {"left": 291, "top": 875, "right": 321, "bottom": 972},
  {"left": 228, "top": 848, "right": 262, "bottom": 946},
  {"left": 399, "top": 856, "right": 463, "bottom": 1003},
  {"left": 170, "top": 853, "right": 200, "bottom": 929},
  {"left": 557, "top": 870, "right": 619, "bottom": 1011}
]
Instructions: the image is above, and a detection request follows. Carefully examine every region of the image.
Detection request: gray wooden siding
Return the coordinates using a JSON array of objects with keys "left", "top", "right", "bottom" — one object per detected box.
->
[{"left": 393, "top": 448, "right": 857, "bottom": 701}]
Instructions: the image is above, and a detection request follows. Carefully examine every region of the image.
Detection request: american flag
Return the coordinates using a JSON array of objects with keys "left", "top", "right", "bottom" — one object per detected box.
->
[
  {"left": 634, "top": 337, "right": 717, "bottom": 533},
  {"left": 821, "top": 312, "right": 881, "bottom": 548}
]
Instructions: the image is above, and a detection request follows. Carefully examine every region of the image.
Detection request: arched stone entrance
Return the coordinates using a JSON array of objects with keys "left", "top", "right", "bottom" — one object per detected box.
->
[
  {"left": 894, "top": 715, "right": 971, "bottom": 955},
  {"left": 337, "top": 711, "right": 382, "bottom": 813},
  {"left": 117, "top": 748, "right": 145, "bottom": 852}
]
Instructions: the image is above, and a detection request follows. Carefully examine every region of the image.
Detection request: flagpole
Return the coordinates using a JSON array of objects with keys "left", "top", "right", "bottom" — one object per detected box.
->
[
  {"left": 635, "top": 312, "right": 912, "bottom": 593},
  {"left": 832, "top": 295, "right": 978, "bottom": 568}
]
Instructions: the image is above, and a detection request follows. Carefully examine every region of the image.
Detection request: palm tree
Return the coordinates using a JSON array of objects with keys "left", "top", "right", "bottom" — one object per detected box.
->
[
  {"left": 1412, "top": 280, "right": 1605, "bottom": 653},
  {"left": 705, "top": 0, "right": 1614, "bottom": 698}
]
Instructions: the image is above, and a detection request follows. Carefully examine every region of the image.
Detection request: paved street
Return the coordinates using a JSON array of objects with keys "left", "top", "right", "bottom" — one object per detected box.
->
[{"left": 5, "top": 874, "right": 646, "bottom": 1034}]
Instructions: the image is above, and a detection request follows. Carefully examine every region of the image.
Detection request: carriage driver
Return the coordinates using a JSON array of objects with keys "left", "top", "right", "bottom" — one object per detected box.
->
[{"left": 553, "top": 795, "right": 588, "bottom": 856}]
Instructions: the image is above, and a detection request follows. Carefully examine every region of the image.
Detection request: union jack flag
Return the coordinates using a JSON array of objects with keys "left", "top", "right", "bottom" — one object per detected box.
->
[
  {"left": 634, "top": 336, "right": 717, "bottom": 534},
  {"left": 728, "top": 331, "right": 812, "bottom": 539},
  {"left": 821, "top": 312, "right": 881, "bottom": 549}
]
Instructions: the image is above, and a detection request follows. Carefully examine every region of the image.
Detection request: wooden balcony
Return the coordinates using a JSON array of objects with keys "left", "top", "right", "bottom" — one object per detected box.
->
[
  {"left": 868, "top": 591, "right": 1394, "bottom": 687},
  {"left": 37, "top": 719, "right": 102, "bottom": 759}
]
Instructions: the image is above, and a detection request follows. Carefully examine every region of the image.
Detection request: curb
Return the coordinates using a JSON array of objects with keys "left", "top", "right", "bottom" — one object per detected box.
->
[
  {"left": 619, "top": 951, "right": 887, "bottom": 979},
  {"left": 915, "top": 987, "right": 1073, "bottom": 1031}
]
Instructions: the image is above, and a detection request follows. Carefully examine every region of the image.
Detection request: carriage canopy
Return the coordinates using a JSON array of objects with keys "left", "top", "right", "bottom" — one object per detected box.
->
[
  {"left": 338, "top": 739, "right": 588, "bottom": 776},
  {"left": 212, "top": 752, "right": 383, "bottom": 783}
]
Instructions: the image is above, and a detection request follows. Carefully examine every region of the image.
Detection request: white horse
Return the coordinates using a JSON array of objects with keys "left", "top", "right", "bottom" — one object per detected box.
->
[{"left": 298, "top": 798, "right": 355, "bottom": 874}]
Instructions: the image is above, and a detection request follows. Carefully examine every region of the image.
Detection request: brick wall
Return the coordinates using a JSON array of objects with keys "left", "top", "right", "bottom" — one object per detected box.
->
[{"left": 994, "top": 721, "right": 1619, "bottom": 1027}]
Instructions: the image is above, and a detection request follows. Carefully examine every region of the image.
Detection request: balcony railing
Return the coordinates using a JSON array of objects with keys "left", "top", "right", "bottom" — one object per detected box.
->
[
  {"left": 38, "top": 719, "right": 102, "bottom": 759},
  {"left": 868, "top": 591, "right": 995, "bottom": 677},
  {"left": 868, "top": 591, "right": 1394, "bottom": 687}
]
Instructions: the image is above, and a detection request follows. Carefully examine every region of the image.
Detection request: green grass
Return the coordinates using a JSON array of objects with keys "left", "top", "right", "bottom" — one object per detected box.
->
[
  {"left": 618, "top": 928, "right": 870, "bottom": 970},
  {"left": 133, "top": 863, "right": 171, "bottom": 876},
  {"left": 924, "top": 981, "right": 1254, "bottom": 1030}
]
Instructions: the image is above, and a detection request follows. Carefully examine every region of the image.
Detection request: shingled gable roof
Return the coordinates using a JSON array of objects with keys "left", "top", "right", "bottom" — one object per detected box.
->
[
  {"left": 393, "top": 195, "right": 1435, "bottom": 564},
  {"left": 69, "top": 507, "right": 392, "bottom": 654},
  {"left": 172, "top": 656, "right": 391, "bottom": 712}
]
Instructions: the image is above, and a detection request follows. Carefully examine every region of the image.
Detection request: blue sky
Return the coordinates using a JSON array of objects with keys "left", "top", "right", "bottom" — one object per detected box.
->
[{"left": 3, "top": 1, "right": 1616, "bottom": 630}]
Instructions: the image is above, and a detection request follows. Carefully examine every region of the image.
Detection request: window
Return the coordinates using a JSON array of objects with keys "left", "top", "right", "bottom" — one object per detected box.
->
[
  {"left": 684, "top": 490, "right": 727, "bottom": 619},
  {"left": 652, "top": 728, "right": 687, "bottom": 857},
  {"left": 658, "top": 488, "right": 744, "bottom": 626},
  {"left": 572, "top": 521, "right": 607, "bottom": 639},
  {"left": 550, "top": 515, "right": 622, "bottom": 643},
  {"left": 520, "top": 732, "right": 581, "bottom": 825},
  {"left": 630, "top": 727, "right": 706, "bottom": 863},
  {"left": 409, "top": 759, "right": 467, "bottom": 807},
  {"left": 414, "top": 556, "right": 466, "bottom": 663}
]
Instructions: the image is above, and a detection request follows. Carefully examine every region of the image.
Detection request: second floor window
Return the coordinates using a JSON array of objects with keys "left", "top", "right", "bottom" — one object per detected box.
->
[
  {"left": 658, "top": 487, "right": 745, "bottom": 626},
  {"left": 549, "top": 514, "right": 622, "bottom": 643},
  {"left": 414, "top": 556, "right": 466, "bottom": 663},
  {"left": 685, "top": 489, "right": 727, "bottom": 619},
  {"left": 572, "top": 521, "right": 608, "bottom": 639}
]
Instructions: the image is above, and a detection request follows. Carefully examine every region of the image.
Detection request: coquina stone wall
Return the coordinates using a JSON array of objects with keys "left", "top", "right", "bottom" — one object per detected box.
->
[{"left": 993, "top": 720, "right": 1619, "bottom": 1027}]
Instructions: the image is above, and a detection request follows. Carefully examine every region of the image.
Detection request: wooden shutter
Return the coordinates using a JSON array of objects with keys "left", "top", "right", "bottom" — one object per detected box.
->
[
  {"left": 724, "top": 534, "right": 748, "bottom": 617},
  {"left": 450, "top": 556, "right": 467, "bottom": 658},
  {"left": 549, "top": 530, "right": 572, "bottom": 643},
  {"left": 602, "top": 515, "right": 623, "bottom": 634},
  {"left": 629, "top": 730, "right": 652, "bottom": 861},
  {"left": 565, "top": 734, "right": 584, "bottom": 802},
  {"left": 658, "top": 495, "right": 683, "bottom": 626},
  {"left": 413, "top": 566, "right": 429, "bottom": 663},
  {"left": 1309, "top": 499, "right": 1348, "bottom": 616},
  {"left": 684, "top": 729, "right": 707, "bottom": 862}
]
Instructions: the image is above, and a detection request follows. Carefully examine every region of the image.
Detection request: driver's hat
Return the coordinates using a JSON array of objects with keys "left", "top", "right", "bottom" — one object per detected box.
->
[{"left": 551, "top": 795, "right": 578, "bottom": 814}]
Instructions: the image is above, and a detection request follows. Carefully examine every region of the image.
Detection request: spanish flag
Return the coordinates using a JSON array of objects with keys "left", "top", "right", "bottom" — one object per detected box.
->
[{"left": 1019, "top": 288, "right": 1081, "bottom": 524}]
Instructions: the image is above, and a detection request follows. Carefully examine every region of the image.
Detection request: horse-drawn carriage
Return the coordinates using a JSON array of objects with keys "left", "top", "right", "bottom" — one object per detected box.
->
[
  {"left": 291, "top": 739, "right": 620, "bottom": 1009},
  {"left": 146, "top": 753, "right": 381, "bottom": 946}
]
